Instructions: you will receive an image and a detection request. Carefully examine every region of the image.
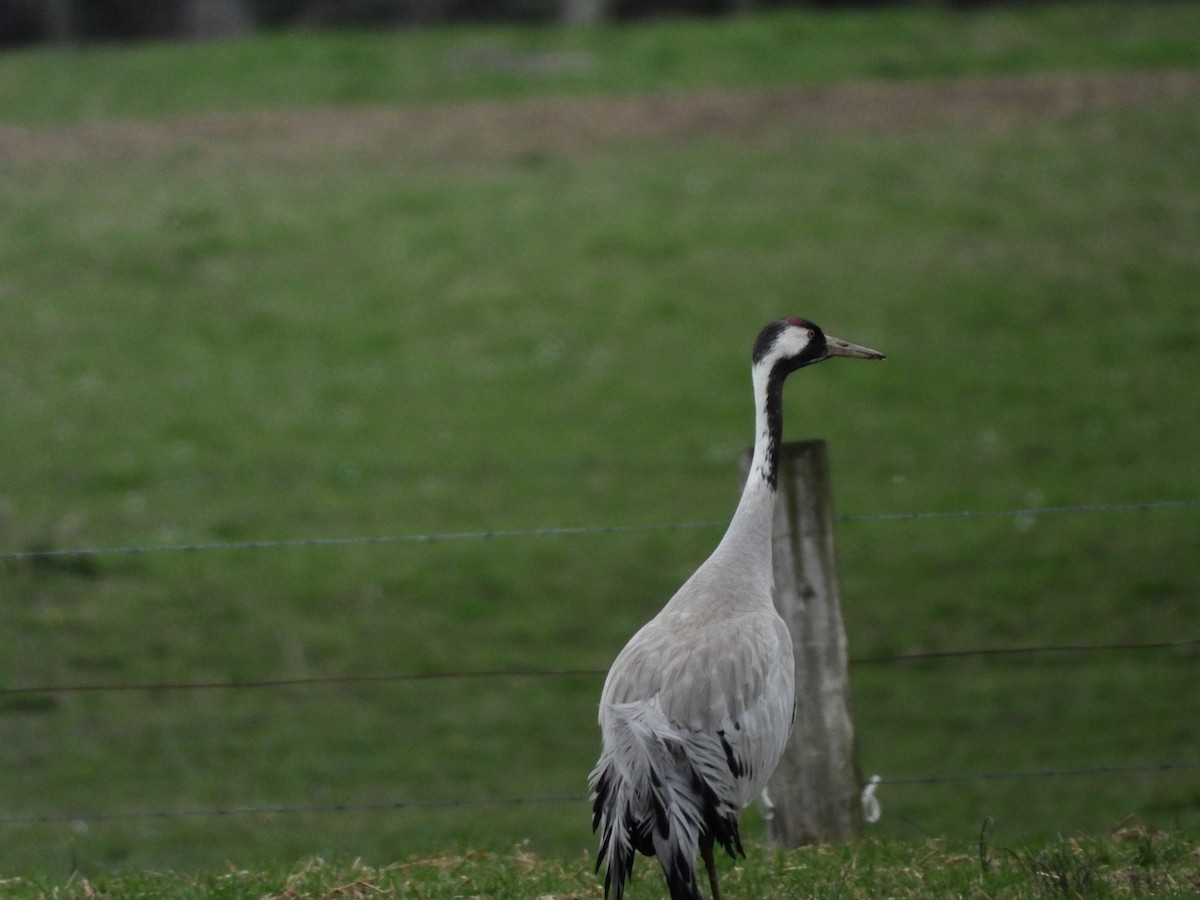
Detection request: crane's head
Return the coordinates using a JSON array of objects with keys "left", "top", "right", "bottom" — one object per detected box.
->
[{"left": 752, "top": 317, "right": 884, "bottom": 374}]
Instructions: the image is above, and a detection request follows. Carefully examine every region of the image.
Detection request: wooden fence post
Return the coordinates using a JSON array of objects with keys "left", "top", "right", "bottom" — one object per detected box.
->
[{"left": 741, "top": 439, "right": 864, "bottom": 846}]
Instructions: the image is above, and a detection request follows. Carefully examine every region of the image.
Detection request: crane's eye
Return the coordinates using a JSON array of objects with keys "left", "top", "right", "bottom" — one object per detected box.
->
[{"left": 807, "top": 329, "right": 815, "bottom": 341}]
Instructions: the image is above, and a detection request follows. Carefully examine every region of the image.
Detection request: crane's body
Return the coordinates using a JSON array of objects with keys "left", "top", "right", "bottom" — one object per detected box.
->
[{"left": 590, "top": 319, "right": 883, "bottom": 900}]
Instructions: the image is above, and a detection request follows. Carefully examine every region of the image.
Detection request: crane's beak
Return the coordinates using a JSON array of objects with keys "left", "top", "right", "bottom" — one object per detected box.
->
[{"left": 824, "top": 335, "right": 885, "bottom": 361}]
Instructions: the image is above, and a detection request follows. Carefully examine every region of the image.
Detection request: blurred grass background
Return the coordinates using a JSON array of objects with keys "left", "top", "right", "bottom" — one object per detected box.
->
[
  {"left": 3, "top": 2, "right": 1200, "bottom": 123},
  {"left": 1, "top": 0, "right": 1199, "bottom": 878}
]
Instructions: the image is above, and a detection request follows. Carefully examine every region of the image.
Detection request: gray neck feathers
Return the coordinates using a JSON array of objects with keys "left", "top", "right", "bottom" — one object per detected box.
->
[{"left": 706, "top": 359, "right": 783, "bottom": 590}]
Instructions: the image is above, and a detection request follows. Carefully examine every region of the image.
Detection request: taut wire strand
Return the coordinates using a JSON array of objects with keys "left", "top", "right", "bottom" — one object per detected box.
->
[
  {"left": 2, "top": 639, "right": 1194, "bottom": 696},
  {"left": 2, "top": 499, "right": 1196, "bottom": 562},
  {"left": 4, "top": 762, "right": 1198, "bottom": 826}
]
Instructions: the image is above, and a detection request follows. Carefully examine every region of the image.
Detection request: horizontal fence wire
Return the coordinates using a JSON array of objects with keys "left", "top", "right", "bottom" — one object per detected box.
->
[
  {"left": 2, "top": 499, "right": 1196, "bottom": 563},
  {"left": 849, "top": 638, "right": 1200, "bottom": 665},
  {"left": 878, "top": 760, "right": 1200, "bottom": 786},
  {"left": 0, "top": 668, "right": 605, "bottom": 696},
  {"left": 2, "top": 640, "right": 1197, "bottom": 697},
  {"left": 0, "top": 520, "right": 724, "bottom": 562},
  {"left": 5, "top": 762, "right": 1200, "bottom": 827},
  {"left": 0, "top": 795, "right": 585, "bottom": 826}
]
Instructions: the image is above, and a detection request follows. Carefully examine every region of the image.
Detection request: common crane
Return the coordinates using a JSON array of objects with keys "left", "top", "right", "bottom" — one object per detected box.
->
[{"left": 589, "top": 318, "right": 884, "bottom": 900}]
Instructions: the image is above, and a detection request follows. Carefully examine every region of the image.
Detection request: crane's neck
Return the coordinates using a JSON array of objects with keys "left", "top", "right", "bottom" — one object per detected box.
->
[
  {"left": 711, "top": 362, "right": 784, "bottom": 578},
  {"left": 747, "top": 362, "right": 785, "bottom": 491}
]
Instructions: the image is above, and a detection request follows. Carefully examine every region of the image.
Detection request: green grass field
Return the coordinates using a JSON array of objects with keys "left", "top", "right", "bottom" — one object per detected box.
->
[
  {"left": 2, "top": 1, "right": 1199, "bottom": 892},
  {"left": 2, "top": 1, "right": 1199, "bottom": 125},
  {"left": 4, "top": 828, "right": 1200, "bottom": 898}
]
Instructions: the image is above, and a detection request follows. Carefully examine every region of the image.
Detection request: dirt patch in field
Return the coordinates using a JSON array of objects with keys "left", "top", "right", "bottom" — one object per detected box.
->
[{"left": 2, "top": 69, "right": 1198, "bottom": 164}]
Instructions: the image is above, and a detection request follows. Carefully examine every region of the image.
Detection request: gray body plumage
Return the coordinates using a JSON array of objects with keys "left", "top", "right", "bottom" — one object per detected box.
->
[{"left": 589, "top": 319, "right": 883, "bottom": 900}]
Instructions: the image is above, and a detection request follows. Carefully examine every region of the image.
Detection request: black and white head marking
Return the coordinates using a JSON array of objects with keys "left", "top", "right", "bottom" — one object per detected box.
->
[
  {"left": 750, "top": 318, "right": 829, "bottom": 490},
  {"left": 751, "top": 317, "right": 830, "bottom": 373}
]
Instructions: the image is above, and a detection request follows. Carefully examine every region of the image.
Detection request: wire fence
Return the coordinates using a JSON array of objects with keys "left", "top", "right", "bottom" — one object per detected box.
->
[
  {"left": 3, "top": 498, "right": 1196, "bottom": 563},
  {"left": 2, "top": 638, "right": 1197, "bottom": 696},
  {"left": 3, "top": 497, "right": 1198, "bottom": 839},
  {"left": 5, "top": 760, "right": 1200, "bottom": 827}
]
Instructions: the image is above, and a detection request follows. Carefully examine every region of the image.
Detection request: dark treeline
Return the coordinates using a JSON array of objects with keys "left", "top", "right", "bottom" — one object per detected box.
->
[{"left": 0, "top": 0, "right": 1050, "bottom": 48}]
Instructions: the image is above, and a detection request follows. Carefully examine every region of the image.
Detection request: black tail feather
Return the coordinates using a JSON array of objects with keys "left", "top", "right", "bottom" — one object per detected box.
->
[{"left": 592, "top": 740, "right": 743, "bottom": 900}]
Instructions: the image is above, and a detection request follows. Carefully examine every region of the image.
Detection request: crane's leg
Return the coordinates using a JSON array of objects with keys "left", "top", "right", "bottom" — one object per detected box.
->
[
  {"left": 700, "top": 836, "right": 721, "bottom": 900},
  {"left": 759, "top": 787, "right": 776, "bottom": 828}
]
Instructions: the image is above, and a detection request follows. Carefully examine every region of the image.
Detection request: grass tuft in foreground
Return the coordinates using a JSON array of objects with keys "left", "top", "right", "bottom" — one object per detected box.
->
[{"left": 6, "top": 825, "right": 1199, "bottom": 898}]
